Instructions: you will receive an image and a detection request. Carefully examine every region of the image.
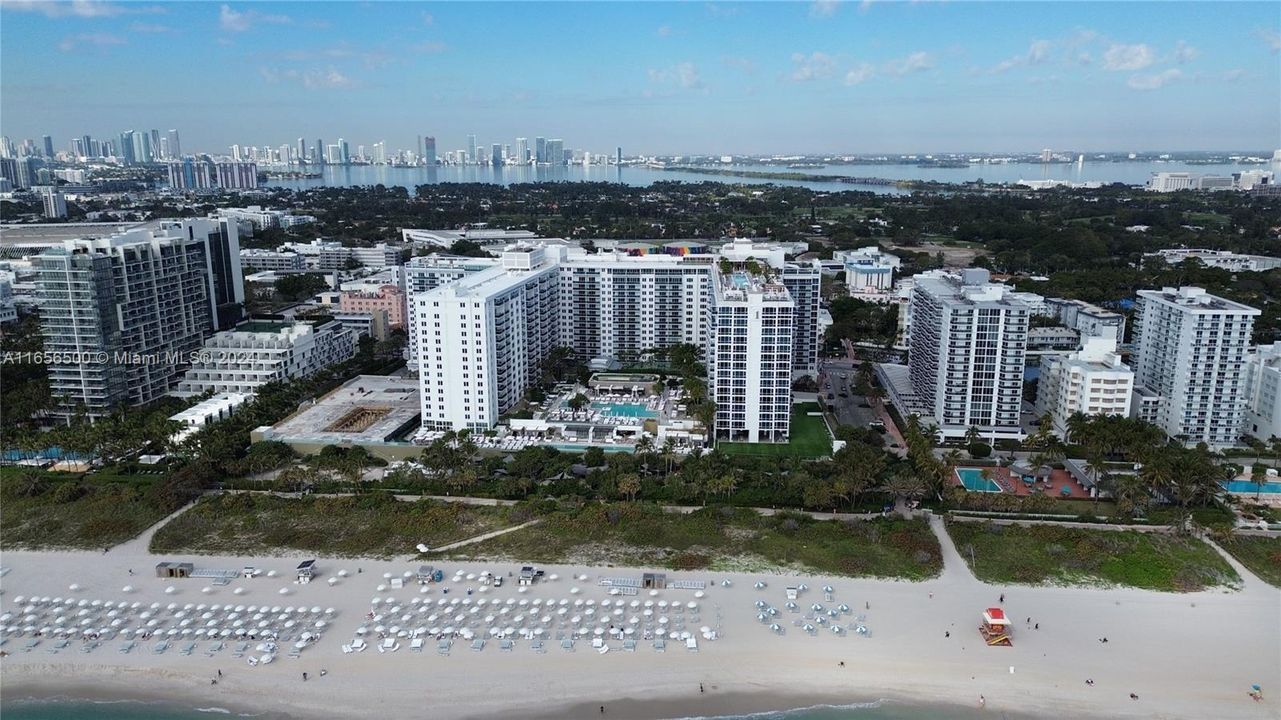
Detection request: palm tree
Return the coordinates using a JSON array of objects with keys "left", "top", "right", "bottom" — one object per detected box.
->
[
  {"left": 660, "top": 437, "right": 677, "bottom": 475},
  {"left": 567, "top": 393, "right": 589, "bottom": 420},
  {"left": 964, "top": 426, "right": 982, "bottom": 447},
  {"left": 617, "top": 474, "right": 642, "bottom": 502},
  {"left": 1252, "top": 463, "right": 1271, "bottom": 501}
]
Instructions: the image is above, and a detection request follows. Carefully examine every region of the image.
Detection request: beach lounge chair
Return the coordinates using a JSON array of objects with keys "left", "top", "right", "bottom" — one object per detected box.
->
[
  {"left": 23, "top": 639, "right": 40, "bottom": 652},
  {"left": 685, "top": 637, "right": 699, "bottom": 652},
  {"left": 653, "top": 638, "right": 666, "bottom": 652},
  {"left": 436, "top": 639, "right": 451, "bottom": 655},
  {"left": 206, "top": 641, "right": 224, "bottom": 656},
  {"left": 622, "top": 639, "right": 637, "bottom": 652},
  {"left": 341, "top": 644, "right": 353, "bottom": 654},
  {"left": 180, "top": 641, "right": 197, "bottom": 656},
  {"left": 410, "top": 638, "right": 424, "bottom": 653},
  {"left": 560, "top": 638, "right": 574, "bottom": 652},
  {"left": 471, "top": 638, "right": 486, "bottom": 652},
  {"left": 531, "top": 639, "right": 546, "bottom": 654},
  {"left": 499, "top": 639, "right": 513, "bottom": 652},
  {"left": 152, "top": 640, "right": 169, "bottom": 654},
  {"left": 119, "top": 640, "right": 136, "bottom": 654},
  {"left": 49, "top": 639, "right": 70, "bottom": 653},
  {"left": 232, "top": 641, "right": 249, "bottom": 658},
  {"left": 350, "top": 638, "right": 367, "bottom": 652},
  {"left": 591, "top": 637, "right": 604, "bottom": 649}
]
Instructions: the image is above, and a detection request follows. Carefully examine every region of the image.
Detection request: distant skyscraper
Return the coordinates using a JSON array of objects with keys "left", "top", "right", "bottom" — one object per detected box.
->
[
  {"left": 168, "top": 129, "right": 181, "bottom": 158},
  {"left": 82, "top": 135, "right": 92, "bottom": 157},
  {"left": 315, "top": 138, "right": 325, "bottom": 165},
  {"left": 423, "top": 136, "right": 437, "bottom": 165},
  {"left": 417, "top": 135, "right": 423, "bottom": 160},
  {"left": 547, "top": 139, "right": 564, "bottom": 165},
  {"left": 491, "top": 143, "right": 502, "bottom": 166},
  {"left": 41, "top": 187, "right": 67, "bottom": 218},
  {"left": 373, "top": 141, "right": 386, "bottom": 164},
  {"left": 516, "top": 138, "right": 528, "bottom": 164},
  {"left": 42, "top": 135, "right": 54, "bottom": 158},
  {"left": 119, "top": 130, "right": 136, "bottom": 164},
  {"left": 231, "top": 144, "right": 242, "bottom": 162},
  {"left": 134, "top": 132, "right": 153, "bottom": 163},
  {"left": 340, "top": 139, "right": 350, "bottom": 165},
  {"left": 150, "top": 130, "right": 162, "bottom": 158},
  {"left": 467, "top": 134, "right": 477, "bottom": 164},
  {"left": 535, "top": 136, "right": 546, "bottom": 163},
  {"left": 74, "top": 138, "right": 86, "bottom": 157},
  {"left": 1041, "top": 148, "right": 1052, "bottom": 163},
  {"left": 297, "top": 137, "right": 306, "bottom": 163},
  {"left": 616, "top": 147, "right": 623, "bottom": 165}
]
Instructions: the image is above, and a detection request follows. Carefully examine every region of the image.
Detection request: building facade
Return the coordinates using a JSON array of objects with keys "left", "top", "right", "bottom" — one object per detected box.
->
[
  {"left": 339, "top": 284, "right": 406, "bottom": 329},
  {"left": 1240, "top": 343, "right": 1281, "bottom": 442},
  {"left": 1130, "top": 286, "right": 1259, "bottom": 449},
  {"left": 1035, "top": 336, "right": 1134, "bottom": 439},
  {"left": 174, "top": 319, "right": 356, "bottom": 397},
  {"left": 906, "top": 269, "right": 1030, "bottom": 441}
]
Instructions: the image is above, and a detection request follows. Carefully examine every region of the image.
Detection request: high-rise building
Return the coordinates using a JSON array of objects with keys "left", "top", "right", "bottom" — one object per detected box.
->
[
  {"left": 411, "top": 239, "right": 822, "bottom": 440},
  {"left": 516, "top": 138, "right": 529, "bottom": 164},
  {"left": 33, "top": 221, "right": 242, "bottom": 417},
  {"left": 707, "top": 265, "right": 795, "bottom": 443},
  {"left": 466, "top": 134, "right": 477, "bottom": 164},
  {"left": 150, "top": 130, "right": 162, "bottom": 159},
  {"left": 546, "top": 139, "right": 564, "bottom": 165},
  {"left": 372, "top": 141, "right": 386, "bottom": 164},
  {"left": 42, "top": 135, "right": 54, "bottom": 158},
  {"left": 491, "top": 143, "right": 502, "bottom": 166},
  {"left": 905, "top": 269, "right": 1030, "bottom": 441},
  {"left": 1242, "top": 343, "right": 1281, "bottom": 443},
  {"left": 315, "top": 138, "right": 325, "bottom": 165},
  {"left": 41, "top": 187, "right": 67, "bottom": 219},
  {"left": 1035, "top": 336, "right": 1134, "bottom": 439},
  {"left": 167, "top": 129, "right": 181, "bottom": 159},
  {"left": 616, "top": 147, "right": 623, "bottom": 164},
  {"left": 296, "top": 137, "right": 306, "bottom": 164},
  {"left": 119, "top": 130, "right": 137, "bottom": 164},
  {"left": 423, "top": 136, "right": 437, "bottom": 165},
  {"left": 535, "top": 137, "right": 546, "bottom": 163},
  {"left": 340, "top": 139, "right": 350, "bottom": 165},
  {"left": 73, "top": 138, "right": 86, "bottom": 157},
  {"left": 1130, "top": 286, "right": 1259, "bottom": 448}
]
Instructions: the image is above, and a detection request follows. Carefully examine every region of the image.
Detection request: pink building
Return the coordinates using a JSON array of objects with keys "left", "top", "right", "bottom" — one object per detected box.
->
[{"left": 339, "top": 285, "right": 406, "bottom": 329}]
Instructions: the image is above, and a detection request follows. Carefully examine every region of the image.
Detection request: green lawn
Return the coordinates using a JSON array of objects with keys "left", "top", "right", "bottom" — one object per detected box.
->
[
  {"left": 946, "top": 519, "right": 1239, "bottom": 592},
  {"left": 443, "top": 504, "right": 942, "bottom": 580},
  {"left": 1, "top": 470, "right": 172, "bottom": 550},
  {"left": 719, "top": 403, "right": 832, "bottom": 458},
  {"left": 1219, "top": 535, "right": 1281, "bottom": 588},
  {"left": 150, "top": 492, "right": 515, "bottom": 559}
]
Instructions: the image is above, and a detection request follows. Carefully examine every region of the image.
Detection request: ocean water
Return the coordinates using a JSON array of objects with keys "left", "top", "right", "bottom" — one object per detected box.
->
[{"left": 0, "top": 697, "right": 1032, "bottom": 720}]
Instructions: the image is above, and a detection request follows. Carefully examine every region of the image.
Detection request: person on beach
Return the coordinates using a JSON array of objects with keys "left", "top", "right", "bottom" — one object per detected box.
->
[
  {"left": 1085, "top": 679, "right": 1094, "bottom": 686},
  {"left": 979, "top": 695, "right": 985, "bottom": 707},
  {"left": 303, "top": 672, "right": 308, "bottom": 681},
  {"left": 700, "top": 684, "right": 704, "bottom": 693},
  {"left": 1129, "top": 693, "right": 1138, "bottom": 700},
  {"left": 600, "top": 705, "right": 605, "bottom": 714},
  {"left": 1034, "top": 623, "right": 1039, "bottom": 630},
  {"left": 945, "top": 631, "right": 950, "bottom": 638},
  {"left": 217, "top": 669, "right": 222, "bottom": 678},
  {"left": 999, "top": 593, "right": 1004, "bottom": 603}
]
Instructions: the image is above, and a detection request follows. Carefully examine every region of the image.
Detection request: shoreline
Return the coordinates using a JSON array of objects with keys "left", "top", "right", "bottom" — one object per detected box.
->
[{"left": 1, "top": 548, "right": 1276, "bottom": 720}]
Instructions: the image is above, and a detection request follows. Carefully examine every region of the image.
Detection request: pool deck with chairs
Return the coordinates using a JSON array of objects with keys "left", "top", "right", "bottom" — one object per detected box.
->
[{"left": 955, "top": 465, "right": 1092, "bottom": 499}]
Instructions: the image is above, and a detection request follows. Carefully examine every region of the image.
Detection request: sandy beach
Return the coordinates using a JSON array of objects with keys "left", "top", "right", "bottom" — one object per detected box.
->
[{"left": 1, "top": 526, "right": 1277, "bottom": 720}]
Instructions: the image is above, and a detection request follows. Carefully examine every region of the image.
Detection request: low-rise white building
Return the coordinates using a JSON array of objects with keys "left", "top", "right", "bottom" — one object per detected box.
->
[
  {"left": 832, "top": 246, "right": 900, "bottom": 295},
  {"left": 169, "top": 392, "right": 252, "bottom": 445},
  {"left": 1144, "top": 248, "right": 1281, "bottom": 273},
  {"left": 1046, "top": 298, "right": 1127, "bottom": 345},
  {"left": 1035, "top": 337, "right": 1134, "bottom": 439},
  {"left": 173, "top": 318, "right": 356, "bottom": 397},
  {"left": 240, "top": 248, "right": 304, "bottom": 272},
  {"left": 1242, "top": 343, "right": 1281, "bottom": 442}
]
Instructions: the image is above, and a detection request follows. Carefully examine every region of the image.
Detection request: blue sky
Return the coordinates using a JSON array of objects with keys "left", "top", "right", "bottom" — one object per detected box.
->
[{"left": 2, "top": 1, "right": 1278, "bottom": 155}]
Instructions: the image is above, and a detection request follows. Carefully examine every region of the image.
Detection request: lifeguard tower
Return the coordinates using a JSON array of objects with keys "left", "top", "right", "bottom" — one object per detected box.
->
[{"left": 979, "top": 607, "right": 1012, "bottom": 646}]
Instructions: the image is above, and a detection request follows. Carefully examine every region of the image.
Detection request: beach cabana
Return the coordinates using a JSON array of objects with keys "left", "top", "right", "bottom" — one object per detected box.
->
[
  {"left": 979, "top": 607, "right": 1012, "bottom": 647},
  {"left": 296, "top": 560, "right": 317, "bottom": 584}
]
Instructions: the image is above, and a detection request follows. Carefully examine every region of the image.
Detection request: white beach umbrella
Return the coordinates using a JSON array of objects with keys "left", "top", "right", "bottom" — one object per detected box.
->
[
  {"left": 327, "top": 578, "right": 338, "bottom": 586},
  {"left": 278, "top": 588, "right": 290, "bottom": 596},
  {"left": 68, "top": 584, "right": 81, "bottom": 592},
  {"left": 164, "top": 586, "right": 176, "bottom": 595},
  {"left": 233, "top": 588, "right": 246, "bottom": 595},
  {"left": 266, "top": 570, "right": 278, "bottom": 578}
]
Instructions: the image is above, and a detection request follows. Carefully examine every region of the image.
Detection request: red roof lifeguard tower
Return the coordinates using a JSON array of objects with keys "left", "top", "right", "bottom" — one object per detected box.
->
[{"left": 979, "top": 607, "right": 1013, "bottom": 646}]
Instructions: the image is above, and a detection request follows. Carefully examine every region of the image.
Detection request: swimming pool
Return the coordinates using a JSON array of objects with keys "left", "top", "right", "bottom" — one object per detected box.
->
[
  {"left": 956, "top": 467, "right": 1003, "bottom": 493},
  {"left": 591, "top": 401, "right": 657, "bottom": 419},
  {"left": 1222, "top": 480, "right": 1281, "bottom": 494},
  {"left": 549, "top": 443, "right": 634, "bottom": 454}
]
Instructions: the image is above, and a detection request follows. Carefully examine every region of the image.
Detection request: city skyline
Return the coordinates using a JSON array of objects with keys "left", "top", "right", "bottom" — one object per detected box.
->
[{"left": 1, "top": 1, "right": 1278, "bottom": 154}]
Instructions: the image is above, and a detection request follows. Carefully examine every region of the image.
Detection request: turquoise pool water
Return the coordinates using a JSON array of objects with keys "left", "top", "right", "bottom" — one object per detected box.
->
[
  {"left": 956, "top": 467, "right": 1002, "bottom": 493},
  {"left": 1223, "top": 480, "right": 1281, "bottom": 494},
  {"left": 549, "top": 443, "right": 634, "bottom": 454},
  {"left": 591, "top": 401, "right": 657, "bottom": 418}
]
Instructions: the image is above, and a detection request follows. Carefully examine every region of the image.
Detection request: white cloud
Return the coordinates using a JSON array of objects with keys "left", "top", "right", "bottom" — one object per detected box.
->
[
  {"left": 258, "top": 65, "right": 353, "bottom": 90},
  {"left": 219, "top": 4, "right": 290, "bottom": 33},
  {"left": 649, "top": 62, "right": 704, "bottom": 90},
  {"left": 1127, "top": 68, "right": 1181, "bottom": 90},
  {"left": 1254, "top": 28, "right": 1280, "bottom": 53},
  {"left": 883, "top": 51, "right": 933, "bottom": 77},
  {"left": 0, "top": 0, "right": 163, "bottom": 18},
  {"left": 1102, "top": 43, "right": 1154, "bottom": 71},
  {"left": 57, "top": 31, "right": 125, "bottom": 51},
  {"left": 1222, "top": 68, "right": 1245, "bottom": 82},
  {"left": 657, "top": 24, "right": 672, "bottom": 37},
  {"left": 721, "top": 55, "right": 757, "bottom": 74},
  {"left": 809, "top": 0, "right": 839, "bottom": 18},
  {"left": 1027, "top": 39, "right": 1051, "bottom": 64},
  {"left": 844, "top": 63, "right": 875, "bottom": 85},
  {"left": 790, "top": 51, "right": 836, "bottom": 81},
  {"left": 1172, "top": 40, "right": 1199, "bottom": 64},
  {"left": 705, "top": 3, "right": 740, "bottom": 18}
]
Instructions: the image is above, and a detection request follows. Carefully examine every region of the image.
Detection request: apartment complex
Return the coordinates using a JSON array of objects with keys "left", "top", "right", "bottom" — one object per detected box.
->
[
  {"left": 707, "top": 268, "right": 795, "bottom": 443},
  {"left": 174, "top": 319, "right": 355, "bottom": 397},
  {"left": 339, "top": 284, "right": 406, "bottom": 329},
  {"left": 903, "top": 269, "right": 1031, "bottom": 441},
  {"left": 240, "top": 248, "right": 304, "bottom": 272},
  {"left": 1045, "top": 297, "right": 1127, "bottom": 345},
  {"left": 1130, "top": 286, "right": 1259, "bottom": 449},
  {"left": 1035, "top": 336, "right": 1134, "bottom": 439},
  {"left": 832, "top": 246, "right": 900, "bottom": 293},
  {"left": 1144, "top": 248, "right": 1281, "bottom": 273},
  {"left": 411, "top": 239, "right": 822, "bottom": 440},
  {"left": 1240, "top": 343, "right": 1281, "bottom": 443},
  {"left": 34, "top": 221, "right": 241, "bottom": 417}
]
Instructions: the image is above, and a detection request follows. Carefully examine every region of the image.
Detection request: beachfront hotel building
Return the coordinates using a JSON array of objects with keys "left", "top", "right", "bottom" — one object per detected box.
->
[
  {"left": 1045, "top": 298, "right": 1127, "bottom": 345},
  {"left": 1242, "top": 343, "right": 1281, "bottom": 442},
  {"left": 832, "top": 246, "right": 901, "bottom": 295},
  {"left": 173, "top": 318, "right": 356, "bottom": 397},
  {"left": 1130, "top": 286, "right": 1259, "bottom": 449},
  {"left": 338, "top": 284, "right": 406, "bottom": 329},
  {"left": 410, "top": 239, "right": 822, "bottom": 441},
  {"left": 33, "top": 219, "right": 244, "bottom": 418},
  {"left": 1035, "top": 336, "right": 1134, "bottom": 440},
  {"left": 897, "top": 269, "right": 1031, "bottom": 442},
  {"left": 707, "top": 267, "right": 795, "bottom": 443}
]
